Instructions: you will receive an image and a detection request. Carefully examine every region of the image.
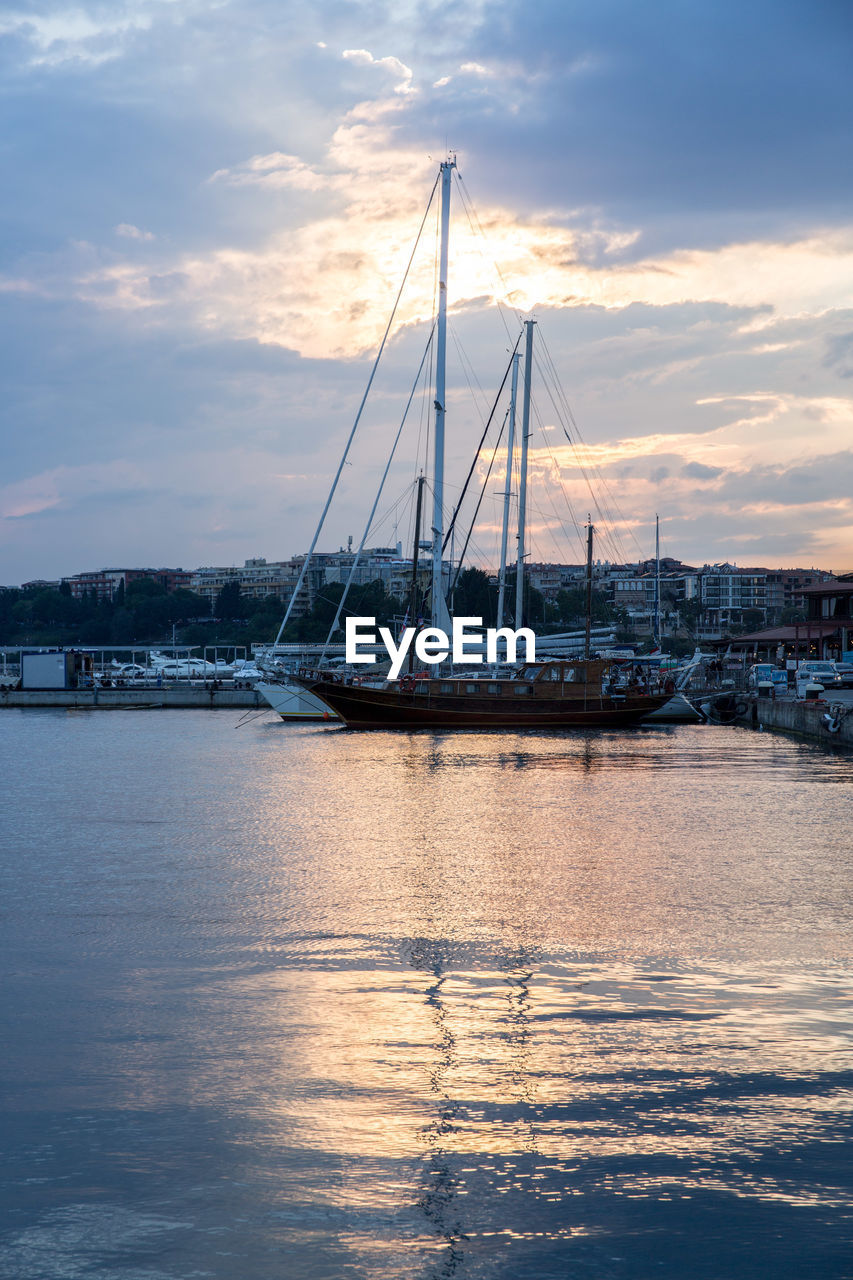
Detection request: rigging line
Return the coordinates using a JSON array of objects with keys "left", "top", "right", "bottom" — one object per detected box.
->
[
  {"left": 368, "top": 490, "right": 418, "bottom": 540},
  {"left": 234, "top": 706, "right": 274, "bottom": 729},
  {"left": 536, "top": 329, "right": 641, "bottom": 563},
  {"left": 536, "top": 328, "right": 579, "bottom": 435},
  {"left": 454, "top": 172, "right": 525, "bottom": 340},
  {"left": 524, "top": 389, "right": 589, "bottom": 562},
  {"left": 449, "top": 415, "right": 508, "bottom": 597},
  {"left": 365, "top": 470, "right": 430, "bottom": 542},
  {"left": 530, "top": 386, "right": 627, "bottom": 570},
  {"left": 321, "top": 326, "right": 437, "bottom": 656},
  {"left": 442, "top": 333, "right": 523, "bottom": 553},
  {"left": 449, "top": 323, "right": 491, "bottom": 422},
  {"left": 532, "top": 355, "right": 630, "bottom": 564},
  {"left": 272, "top": 170, "right": 441, "bottom": 647}
]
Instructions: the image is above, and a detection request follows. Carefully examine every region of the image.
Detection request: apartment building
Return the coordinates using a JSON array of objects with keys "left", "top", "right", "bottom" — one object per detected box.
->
[{"left": 62, "top": 567, "right": 194, "bottom": 601}]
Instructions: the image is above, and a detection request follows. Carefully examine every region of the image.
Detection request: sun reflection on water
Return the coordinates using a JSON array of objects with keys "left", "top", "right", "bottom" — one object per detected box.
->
[{"left": 2, "top": 713, "right": 852, "bottom": 1278}]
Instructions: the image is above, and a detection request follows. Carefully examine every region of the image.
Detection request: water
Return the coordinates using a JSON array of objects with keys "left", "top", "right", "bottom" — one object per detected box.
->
[{"left": 1, "top": 709, "right": 852, "bottom": 1279}]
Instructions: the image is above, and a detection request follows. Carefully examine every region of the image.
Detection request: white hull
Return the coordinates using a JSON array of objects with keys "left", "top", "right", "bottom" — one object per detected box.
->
[
  {"left": 256, "top": 680, "right": 339, "bottom": 721},
  {"left": 642, "top": 692, "right": 703, "bottom": 723}
]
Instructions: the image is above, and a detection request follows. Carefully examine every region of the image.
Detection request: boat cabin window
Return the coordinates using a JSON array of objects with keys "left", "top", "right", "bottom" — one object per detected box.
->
[
  {"left": 439, "top": 681, "right": 454, "bottom": 694},
  {"left": 486, "top": 683, "right": 500, "bottom": 695},
  {"left": 465, "top": 683, "right": 480, "bottom": 694},
  {"left": 542, "top": 665, "right": 562, "bottom": 681},
  {"left": 415, "top": 681, "right": 429, "bottom": 694},
  {"left": 515, "top": 684, "right": 532, "bottom": 695},
  {"left": 520, "top": 666, "right": 540, "bottom": 681},
  {"left": 564, "top": 667, "right": 577, "bottom": 682}
]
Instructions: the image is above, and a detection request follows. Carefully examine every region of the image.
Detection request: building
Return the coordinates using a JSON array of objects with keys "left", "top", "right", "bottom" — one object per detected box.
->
[
  {"left": 523, "top": 563, "right": 585, "bottom": 600},
  {"left": 699, "top": 565, "right": 768, "bottom": 629},
  {"left": 190, "top": 547, "right": 444, "bottom": 618},
  {"left": 62, "top": 568, "right": 194, "bottom": 601},
  {"left": 711, "top": 573, "right": 853, "bottom": 662},
  {"left": 191, "top": 559, "right": 302, "bottom": 609}
]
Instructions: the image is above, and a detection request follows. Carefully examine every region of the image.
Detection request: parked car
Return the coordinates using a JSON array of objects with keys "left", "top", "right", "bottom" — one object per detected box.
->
[
  {"left": 796, "top": 660, "right": 842, "bottom": 687},
  {"left": 748, "top": 665, "right": 788, "bottom": 694},
  {"left": 833, "top": 662, "right": 853, "bottom": 689}
]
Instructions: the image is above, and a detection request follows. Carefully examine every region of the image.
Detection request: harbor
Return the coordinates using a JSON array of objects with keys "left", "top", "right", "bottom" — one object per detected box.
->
[
  {"left": 0, "top": 684, "right": 264, "bottom": 709},
  {"left": 4, "top": 12, "right": 853, "bottom": 1275}
]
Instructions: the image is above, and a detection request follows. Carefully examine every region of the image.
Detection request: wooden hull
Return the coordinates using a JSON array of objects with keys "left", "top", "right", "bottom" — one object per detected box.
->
[{"left": 297, "top": 677, "right": 670, "bottom": 730}]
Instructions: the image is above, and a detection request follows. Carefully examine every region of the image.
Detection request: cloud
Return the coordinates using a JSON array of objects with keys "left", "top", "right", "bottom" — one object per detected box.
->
[
  {"left": 0, "top": 2, "right": 174, "bottom": 68},
  {"left": 116, "top": 222, "right": 155, "bottom": 240},
  {"left": 342, "top": 48, "right": 415, "bottom": 96},
  {"left": 209, "top": 152, "right": 330, "bottom": 192},
  {"left": 2, "top": 0, "right": 853, "bottom": 580},
  {"left": 0, "top": 460, "right": 150, "bottom": 520},
  {"left": 682, "top": 461, "right": 724, "bottom": 481}
]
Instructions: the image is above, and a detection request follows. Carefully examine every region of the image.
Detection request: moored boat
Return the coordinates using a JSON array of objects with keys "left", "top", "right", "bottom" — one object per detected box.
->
[
  {"left": 256, "top": 678, "right": 338, "bottom": 721},
  {"left": 294, "top": 659, "right": 669, "bottom": 730}
]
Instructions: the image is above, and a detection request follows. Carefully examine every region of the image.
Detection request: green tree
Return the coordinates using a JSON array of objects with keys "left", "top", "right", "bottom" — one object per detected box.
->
[
  {"left": 110, "top": 606, "right": 135, "bottom": 644},
  {"left": 452, "top": 567, "right": 494, "bottom": 622},
  {"left": 214, "top": 581, "right": 245, "bottom": 620},
  {"left": 127, "top": 577, "right": 166, "bottom": 599}
]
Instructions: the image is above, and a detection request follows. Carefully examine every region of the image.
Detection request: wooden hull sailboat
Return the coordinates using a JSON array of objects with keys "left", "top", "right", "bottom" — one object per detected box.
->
[
  {"left": 264, "top": 161, "right": 674, "bottom": 735},
  {"left": 293, "top": 661, "right": 670, "bottom": 731}
]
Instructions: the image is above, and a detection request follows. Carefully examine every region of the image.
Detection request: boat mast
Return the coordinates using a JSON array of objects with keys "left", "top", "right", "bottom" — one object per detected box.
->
[
  {"left": 496, "top": 350, "right": 520, "bottom": 631},
  {"left": 515, "top": 319, "right": 535, "bottom": 629},
  {"left": 431, "top": 157, "right": 455, "bottom": 628},
  {"left": 654, "top": 512, "right": 661, "bottom": 649},
  {"left": 407, "top": 474, "right": 425, "bottom": 673},
  {"left": 584, "top": 517, "right": 594, "bottom": 660}
]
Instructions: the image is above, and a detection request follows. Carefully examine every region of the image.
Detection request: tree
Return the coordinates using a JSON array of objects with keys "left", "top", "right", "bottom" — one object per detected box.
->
[
  {"left": 553, "top": 586, "right": 612, "bottom": 628},
  {"left": 110, "top": 607, "right": 135, "bottom": 644},
  {"left": 214, "top": 580, "right": 245, "bottom": 620},
  {"left": 127, "top": 576, "right": 166, "bottom": 599},
  {"left": 453, "top": 567, "right": 494, "bottom": 622}
]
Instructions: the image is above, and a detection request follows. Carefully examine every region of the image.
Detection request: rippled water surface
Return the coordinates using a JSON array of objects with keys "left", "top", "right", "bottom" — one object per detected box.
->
[{"left": 2, "top": 710, "right": 852, "bottom": 1278}]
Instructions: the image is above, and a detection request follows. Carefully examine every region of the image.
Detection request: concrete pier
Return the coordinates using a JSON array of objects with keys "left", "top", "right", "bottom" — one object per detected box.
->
[
  {"left": 1, "top": 686, "right": 266, "bottom": 710},
  {"left": 737, "top": 693, "right": 853, "bottom": 746}
]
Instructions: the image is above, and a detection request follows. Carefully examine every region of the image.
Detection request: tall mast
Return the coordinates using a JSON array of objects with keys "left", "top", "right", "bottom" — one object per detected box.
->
[
  {"left": 654, "top": 512, "right": 661, "bottom": 649},
  {"left": 431, "top": 157, "right": 455, "bottom": 627},
  {"left": 584, "top": 518, "right": 594, "bottom": 661},
  {"left": 496, "top": 351, "right": 520, "bottom": 632},
  {"left": 515, "top": 319, "right": 535, "bottom": 629},
  {"left": 407, "top": 474, "right": 425, "bottom": 673}
]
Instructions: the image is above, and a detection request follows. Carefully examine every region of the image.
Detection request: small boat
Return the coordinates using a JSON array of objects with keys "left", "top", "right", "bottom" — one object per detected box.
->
[
  {"left": 294, "top": 659, "right": 669, "bottom": 730},
  {"left": 256, "top": 679, "right": 337, "bottom": 721}
]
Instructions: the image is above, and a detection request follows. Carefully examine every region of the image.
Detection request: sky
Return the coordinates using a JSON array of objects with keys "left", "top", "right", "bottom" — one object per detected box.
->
[{"left": 2, "top": 0, "right": 853, "bottom": 583}]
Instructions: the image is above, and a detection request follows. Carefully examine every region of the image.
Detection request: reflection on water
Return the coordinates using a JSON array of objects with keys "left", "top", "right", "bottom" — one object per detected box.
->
[{"left": 1, "top": 712, "right": 852, "bottom": 1278}]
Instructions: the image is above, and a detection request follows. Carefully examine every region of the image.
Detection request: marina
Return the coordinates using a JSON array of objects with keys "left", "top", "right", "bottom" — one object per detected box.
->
[{"left": 5, "top": 3, "right": 853, "bottom": 1277}]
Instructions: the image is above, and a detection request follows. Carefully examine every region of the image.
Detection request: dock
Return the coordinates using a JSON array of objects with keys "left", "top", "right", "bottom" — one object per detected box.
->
[
  {"left": 1, "top": 686, "right": 266, "bottom": 710},
  {"left": 735, "top": 693, "right": 853, "bottom": 746}
]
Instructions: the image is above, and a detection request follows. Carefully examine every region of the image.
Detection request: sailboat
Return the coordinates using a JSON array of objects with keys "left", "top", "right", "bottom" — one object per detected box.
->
[{"left": 284, "top": 159, "right": 670, "bottom": 730}]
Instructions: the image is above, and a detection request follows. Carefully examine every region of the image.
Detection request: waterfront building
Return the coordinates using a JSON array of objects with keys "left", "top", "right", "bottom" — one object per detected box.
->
[
  {"left": 191, "top": 559, "right": 303, "bottom": 609},
  {"left": 190, "top": 546, "right": 444, "bottom": 618},
  {"left": 62, "top": 567, "right": 194, "bottom": 601}
]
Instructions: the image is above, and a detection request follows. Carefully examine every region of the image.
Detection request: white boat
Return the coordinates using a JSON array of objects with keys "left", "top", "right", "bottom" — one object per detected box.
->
[
  {"left": 256, "top": 679, "right": 338, "bottom": 721},
  {"left": 147, "top": 653, "right": 235, "bottom": 679},
  {"left": 642, "top": 691, "right": 704, "bottom": 723}
]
